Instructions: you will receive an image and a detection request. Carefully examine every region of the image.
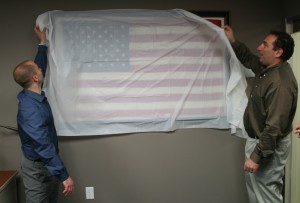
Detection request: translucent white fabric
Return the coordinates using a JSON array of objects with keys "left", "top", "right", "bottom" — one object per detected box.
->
[{"left": 36, "top": 9, "right": 248, "bottom": 137}]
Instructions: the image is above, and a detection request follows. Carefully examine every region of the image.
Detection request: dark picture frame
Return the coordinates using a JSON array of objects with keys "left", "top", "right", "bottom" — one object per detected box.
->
[{"left": 190, "top": 11, "right": 230, "bottom": 27}]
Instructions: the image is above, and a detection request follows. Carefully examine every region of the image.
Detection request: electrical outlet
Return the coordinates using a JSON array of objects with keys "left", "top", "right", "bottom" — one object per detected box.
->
[{"left": 86, "top": 187, "right": 94, "bottom": 199}]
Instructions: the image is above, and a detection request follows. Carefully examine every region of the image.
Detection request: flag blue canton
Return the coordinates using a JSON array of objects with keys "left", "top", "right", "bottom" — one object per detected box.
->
[{"left": 63, "top": 21, "right": 130, "bottom": 72}]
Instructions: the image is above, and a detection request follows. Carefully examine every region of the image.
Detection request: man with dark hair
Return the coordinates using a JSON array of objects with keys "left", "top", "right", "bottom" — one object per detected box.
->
[
  {"left": 13, "top": 26, "right": 74, "bottom": 203},
  {"left": 223, "top": 25, "right": 297, "bottom": 203}
]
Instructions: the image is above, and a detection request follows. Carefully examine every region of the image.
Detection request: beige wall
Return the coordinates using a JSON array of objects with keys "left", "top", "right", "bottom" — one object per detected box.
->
[{"left": 0, "top": 0, "right": 292, "bottom": 203}]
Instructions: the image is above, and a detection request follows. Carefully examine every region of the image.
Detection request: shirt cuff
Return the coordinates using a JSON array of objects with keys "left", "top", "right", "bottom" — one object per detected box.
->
[
  {"left": 250, "top": 151, "right": 261, "bottom": 164},
  {"left": 38, "top": 43, "right": 48, "bottom": 47}
]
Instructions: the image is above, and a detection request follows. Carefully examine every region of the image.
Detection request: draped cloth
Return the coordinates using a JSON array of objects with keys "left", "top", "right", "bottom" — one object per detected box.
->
[{"left": 36, "top": 9, "right": 248, "bottom": 137}]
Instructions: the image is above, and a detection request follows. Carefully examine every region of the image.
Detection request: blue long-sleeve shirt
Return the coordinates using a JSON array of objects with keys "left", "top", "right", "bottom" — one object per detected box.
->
[{"left": 17, "top": 45, "right": 69, "bottom": 181}]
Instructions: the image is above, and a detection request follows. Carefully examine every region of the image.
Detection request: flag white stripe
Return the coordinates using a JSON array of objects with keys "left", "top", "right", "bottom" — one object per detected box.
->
[
  {"left": 129, "top": 41, "right": 222, "bottom": 50},
  {"left": 78, "top": 71, "right": 223, "bottom": 80},
  {"left": 130, "top": 56, "right": 224, "bottom": 63},
  {"left": 78, "top": 86, "right": 224, "bottom": 96},
  {"left": 76, "top": 100, "right": 224, "bottom": 111}
]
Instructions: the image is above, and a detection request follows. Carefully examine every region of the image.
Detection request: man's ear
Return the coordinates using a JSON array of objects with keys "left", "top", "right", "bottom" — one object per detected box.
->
[
  {"left": 275, "top": 48, "right": 283, "bottom": 58},
  {"left": 32, "top": 74, "right": 39, "bottom": 82}
]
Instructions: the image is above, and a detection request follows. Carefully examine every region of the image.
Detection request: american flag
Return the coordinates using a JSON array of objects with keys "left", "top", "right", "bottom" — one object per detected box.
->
[{"left": 43, "top": 10, "right": 231, "bottom": 135}]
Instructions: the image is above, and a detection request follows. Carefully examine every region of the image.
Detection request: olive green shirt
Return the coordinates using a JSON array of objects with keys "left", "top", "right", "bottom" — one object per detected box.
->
[{"left": 232, "top": 41, "right": 298, "bottom": 163}]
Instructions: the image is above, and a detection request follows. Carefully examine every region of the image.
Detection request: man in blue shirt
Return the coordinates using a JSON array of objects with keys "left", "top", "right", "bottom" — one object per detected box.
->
[{"left": 13, "top": 26, "right": 74, "bottom": 202}]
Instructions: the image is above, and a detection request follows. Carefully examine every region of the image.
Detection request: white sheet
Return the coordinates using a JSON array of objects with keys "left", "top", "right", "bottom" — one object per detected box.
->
[{"left": 36, "top": 9, "right": 248, "bottom": 137}]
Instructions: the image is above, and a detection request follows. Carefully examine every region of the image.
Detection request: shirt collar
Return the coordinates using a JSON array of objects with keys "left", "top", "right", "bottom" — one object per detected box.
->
[
  {"left": 23, "top": 89, "right": 46, "bottom": 102},
  {"left": 260, "top": 61, "right": 286, "bottom": 75}
]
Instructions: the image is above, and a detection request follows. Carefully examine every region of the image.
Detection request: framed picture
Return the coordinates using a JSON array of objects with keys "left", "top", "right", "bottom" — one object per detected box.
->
[{"left": 190, "top": 11, "right": 230, "bottom": 27}]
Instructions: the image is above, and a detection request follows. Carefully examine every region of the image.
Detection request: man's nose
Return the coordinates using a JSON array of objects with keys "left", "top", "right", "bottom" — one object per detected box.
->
[{"left": 257, "top": 44, "right": 263, "bottom": 51}]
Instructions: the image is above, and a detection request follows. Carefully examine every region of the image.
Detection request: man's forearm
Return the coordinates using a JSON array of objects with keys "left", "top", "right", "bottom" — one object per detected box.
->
[{"left": 34, "top": 45, "right": 48, "bottom": 77}]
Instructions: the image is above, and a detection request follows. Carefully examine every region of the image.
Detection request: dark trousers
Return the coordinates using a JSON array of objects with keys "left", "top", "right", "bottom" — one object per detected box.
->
[{"left": 21, "top": 155, "right": 60, "bottom": 203}]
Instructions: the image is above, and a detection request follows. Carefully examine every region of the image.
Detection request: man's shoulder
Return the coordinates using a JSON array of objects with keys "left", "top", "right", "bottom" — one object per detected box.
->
[{"left": 18, "top": 90, "right": 44, "bottom": 108}]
